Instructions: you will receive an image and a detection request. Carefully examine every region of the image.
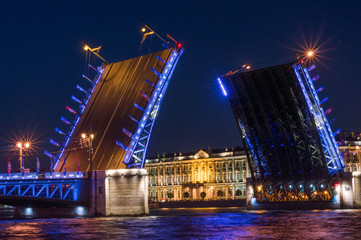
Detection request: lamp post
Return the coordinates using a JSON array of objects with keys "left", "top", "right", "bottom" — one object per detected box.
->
[
  {"left": 17, "top": 142, "right": 30, "bottom": 175},
  {"left": 81, "top": 133, "right": 94, "bottom": 178}
]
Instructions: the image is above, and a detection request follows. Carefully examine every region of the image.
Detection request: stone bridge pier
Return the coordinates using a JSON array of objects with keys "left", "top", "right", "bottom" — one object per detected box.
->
[{"left": 91, "top": 169, "right": 149, "bottom": 216}]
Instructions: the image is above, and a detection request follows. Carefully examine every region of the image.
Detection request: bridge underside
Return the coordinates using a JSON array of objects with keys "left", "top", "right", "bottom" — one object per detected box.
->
[
  {"left": 0, "top": 196, "right": 82, "bottom": 207},
  {"left": 221, "top": 61, "right": 344, "bottom": 205}
]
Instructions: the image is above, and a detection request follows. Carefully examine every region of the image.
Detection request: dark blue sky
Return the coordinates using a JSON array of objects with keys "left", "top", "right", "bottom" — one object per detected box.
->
[{"left": 0, "top": 1, "right": 360, "bottom": 168}]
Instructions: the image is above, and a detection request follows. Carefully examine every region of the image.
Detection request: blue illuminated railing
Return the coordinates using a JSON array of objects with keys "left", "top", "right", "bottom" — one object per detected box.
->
[
  {"left": 117, "top": 48, "right": 183, "bottom": 168},
  {"left": 46, "top": 65, "right": 105, "bottom": 169},
  {"left": 0, "top": 172, "right": 86, "bottom": 180},
  {"left": 0, "top": 172, "right": 87, "bottom": 202},
  {"left": 293, "top": 63, "right": 344, "bottom": 174}
]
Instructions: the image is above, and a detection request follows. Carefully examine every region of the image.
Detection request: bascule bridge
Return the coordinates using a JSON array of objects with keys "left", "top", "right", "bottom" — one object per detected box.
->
[
  {"left": 219, "top": 60, "right": 359, "bottom": 209},
  {"left": 0, "top": 23, "right": 183, "bottom": 217}
]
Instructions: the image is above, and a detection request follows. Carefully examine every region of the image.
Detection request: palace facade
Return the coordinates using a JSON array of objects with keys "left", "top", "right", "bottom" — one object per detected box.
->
[
  {"left": 145, "top": 147, "right": 250, "bottom": 202},
  {"left": 146, "top": 131, "right": 361, "bottom": 202},
  {"left": 338, "top": 131, "right": 361, "bottom": 173}
]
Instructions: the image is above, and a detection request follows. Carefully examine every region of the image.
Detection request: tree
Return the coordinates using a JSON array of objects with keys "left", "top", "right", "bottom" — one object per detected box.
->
[{"left": 200, "top": 191, "right": 206, "bottom": 199}]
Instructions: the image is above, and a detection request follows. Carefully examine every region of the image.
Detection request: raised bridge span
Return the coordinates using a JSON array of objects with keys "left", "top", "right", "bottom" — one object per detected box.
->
[{"left": 0, "top": 24, "right": 183, "bottom": 217}]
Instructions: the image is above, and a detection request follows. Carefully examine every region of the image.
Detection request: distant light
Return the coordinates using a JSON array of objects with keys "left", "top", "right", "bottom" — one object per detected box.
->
[
  {"left": 81, "top": 133, "right": 86, "bottom": 139},
  {"left": 25, "top": 142, "right": 30, "bottom": 148},
  {"left": 217, "top": 78, "right": 228, "bottom": 96},
  {"left": 307, "top": 51, "right": 314, "bottom": 57},
  {"left": 17, "top": 142, "right": 22, "bottom": 148},
  {"left": 141, "top": 27, "right": 146, "bottom": 33},
  {"left": 300, "top": 60, "right": 304, "bottom": 64},
  {"left": 84, "top": 45, "right": 89, "bottom": 51},
  {"left": 24, "top": 207, "right": 33, "bottom": 216},
  {"left": 75, "top": 206, "right": 87, "bottom": 216},
  {"left": 177, "top": 42, "right": 182, "bottom": 48},
  {"left": 90, "top": 134, "right": 94, "bottom": 139},
  {"left": 246, "top": 65, "right": 251, "bottom": 70}
]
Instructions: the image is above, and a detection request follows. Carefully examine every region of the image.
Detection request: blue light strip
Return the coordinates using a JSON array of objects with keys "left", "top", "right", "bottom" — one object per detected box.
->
[
  {"left": 61, "top": 116, "right": 72, "bottom": 125},
  {"left": 49, "top": 66, "right": 105, "bottom": 170},
  {"left": 217, "top": 78, "right": 228, "bottom": 96},
  {"left": 50, "top": 139, "right": 61, "bottom": 147},
  {"left": 76, "top": 85, "right": 89, "bottom": 95},
  {"left": 120, "top": 49, "right": 183, "bottom": 167},
  {"left": 71, "top": 96, "right": 83, "bottom": 105},
  {"left": 293, "top": 64, "right": 344, "bottom": 173}
]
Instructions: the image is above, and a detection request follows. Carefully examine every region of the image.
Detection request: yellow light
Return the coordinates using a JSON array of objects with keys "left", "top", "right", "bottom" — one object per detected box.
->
[
  {"left": 81, "top": 133, "right": 86, "bottom": 139},
  {"left": 84, "top": 45, "right": 89, "bottom": 51},
  {"left": 25, "top": 142, "right": 30, "bottom": 148},
  {"left": 307, "top": 51, "right": 314, "bottom": 57},
  {"left": 324, "top": 191, "right": 328, "bottom": 194},
  {"left": 141, "top": 27, "right": 146, "bottom": 33},
  {"left": 356, "top": 146, "right": 359, "bottom": 150},
  {"left": 90, "top": 134, "right": 94, "bottom": 139},
  {"left": 257, "top": 185, "right": 262, "bottom": 191},
  {"left": 246, "top": 65, "right": 251, "bottom": 70},
  {"left": 17, "top": 142, "right": 22, "bottom": 148}
]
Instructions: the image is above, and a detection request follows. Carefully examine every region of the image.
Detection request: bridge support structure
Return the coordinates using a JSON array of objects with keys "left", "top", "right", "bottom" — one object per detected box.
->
[
  {"left": 245, "top": 172, "right": 360, "bottom": 210},
  {"left": 90, "top": 169, "right": 148, "bottom": 216},
  {"left": 1, "top": 169, "right": 148, "bottom": 218}
]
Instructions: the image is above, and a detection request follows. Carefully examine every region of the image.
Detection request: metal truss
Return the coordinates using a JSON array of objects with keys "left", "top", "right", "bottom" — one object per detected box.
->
[
  {"left": 252, "top": 181, "right": 335, "bottom": 203},
  {"left": 118, "top": 48, "right": 183, "bottom": 169},
  {"left": 293, "top": 64, "right": 344, "bottom": 174},
  {"left": 0, "top": 179, "right": 80, "bottom": 202}
]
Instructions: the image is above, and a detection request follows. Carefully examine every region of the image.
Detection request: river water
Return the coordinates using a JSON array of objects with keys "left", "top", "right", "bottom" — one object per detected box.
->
[{"left": 0, "top": 208, "right": 360, "bottom": 239}]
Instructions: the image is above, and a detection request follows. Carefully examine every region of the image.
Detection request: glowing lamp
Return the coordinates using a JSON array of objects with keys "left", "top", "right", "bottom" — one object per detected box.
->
[
  {"left": 81, "top": 133, "right": 86, "bottom": 139},
  {"left": 177, "top": 43, "right": 182, "bottom": 48},
  {"left": 84, "top": 45, "right": 89, "bottom": 51},
  {"left": 307, "top": 51, "right": 314, "bottom": 57},
  {"left": 90, "top": 134, "right": 94, "bottom": 139},
  {"left": 17, "top": 142, "right": 22, "bottom": 148},
  {"left": 25, "top": 142, "right": 30, "bottom": 148},
  {"left": 141, "top": 27, "right": 146, "bottom": 33}
]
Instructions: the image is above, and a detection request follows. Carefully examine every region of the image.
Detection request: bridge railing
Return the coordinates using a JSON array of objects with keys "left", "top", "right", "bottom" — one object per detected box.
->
[
  {"left": 0, "top": 172, "right": 87, "bottom": 181},
  {"left": 0, "top": 172, "right": 90, "bottom": 203}
]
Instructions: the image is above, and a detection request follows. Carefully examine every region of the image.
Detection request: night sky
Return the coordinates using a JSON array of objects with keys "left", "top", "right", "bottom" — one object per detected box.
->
[{"left": 0, "top": 1, "right": 360, "bottom": 170}]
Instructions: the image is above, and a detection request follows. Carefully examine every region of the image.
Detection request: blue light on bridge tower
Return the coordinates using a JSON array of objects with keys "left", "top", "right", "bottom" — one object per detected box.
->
[
  {"left": 293, "top": 63, "right": 345, "bottom": 173},
  {"left": 217, "top": 78, "right": 228, "bottom": 96}
]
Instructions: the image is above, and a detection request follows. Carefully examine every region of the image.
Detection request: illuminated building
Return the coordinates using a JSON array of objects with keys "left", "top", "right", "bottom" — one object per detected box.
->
[
  {"left": 337, "top": 131, "right": 361, "bottom": 173},
  {"left": 145, "top": 147, "right": 250, "bottom": 202}
]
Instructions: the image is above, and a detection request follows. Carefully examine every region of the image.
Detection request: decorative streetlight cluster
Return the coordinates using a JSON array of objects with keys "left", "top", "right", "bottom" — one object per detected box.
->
[
  {"left": 81, "top": 133, "right": 94, "bottom": 178},
  {"left": 17, "top": 141, "right": 30, "bottom": 174}
]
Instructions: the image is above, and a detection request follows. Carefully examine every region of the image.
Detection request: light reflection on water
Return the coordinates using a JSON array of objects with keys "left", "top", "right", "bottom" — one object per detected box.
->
[{"left": 0, "top": 208, "right": 361, "bottom": 239}]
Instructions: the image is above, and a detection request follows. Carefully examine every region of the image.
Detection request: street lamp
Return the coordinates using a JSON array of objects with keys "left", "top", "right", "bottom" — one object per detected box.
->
[
  {"left": 81, "top": 42, "right": 109, "bottom": 65},
  {"left": 17, "top": 141, "right": 30, "bottom": 175},
  {"left": 81, "top": 133, "right": 94, "bottom": 178}
]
